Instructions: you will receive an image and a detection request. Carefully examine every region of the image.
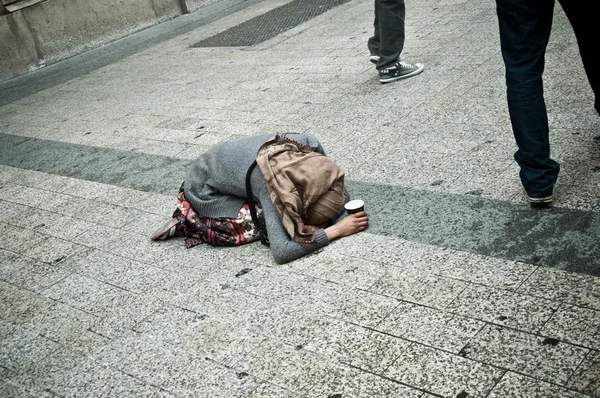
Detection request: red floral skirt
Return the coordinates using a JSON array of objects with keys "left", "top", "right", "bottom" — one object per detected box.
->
[{"left": 151, "top": 185, "right": 264, "bottom": 248}]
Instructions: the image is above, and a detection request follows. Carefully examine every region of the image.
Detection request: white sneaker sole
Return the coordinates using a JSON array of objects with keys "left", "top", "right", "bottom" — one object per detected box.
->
[
  {"left": 527, "top": 196, "right": 553, "bottom": 204},
  {"left": 526, "top": 193, "right": 553, "bottom": 206}
]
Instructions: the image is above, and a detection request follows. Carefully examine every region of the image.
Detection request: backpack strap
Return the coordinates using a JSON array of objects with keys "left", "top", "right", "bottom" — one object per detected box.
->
[{"left": 245, "top": 160, "right": 270, "bottom": 246}]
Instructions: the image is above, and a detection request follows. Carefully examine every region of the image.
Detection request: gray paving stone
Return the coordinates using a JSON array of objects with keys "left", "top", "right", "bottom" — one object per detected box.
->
[
  {"left": 445, "top": 284, "right": 559, "bottom": 333},
  {"left": 321, "top": 286, "right": 401, "bottom": 328},
  {"left": 0, "top": 224, "right": 47, "bottom": 255},
  {"left": 237, "top": 339, "right": 331, "bottom": 395},
  {"left": 21, "top": 236, "right": 86, "bottom": 265},
  {"left": 0, "top": 381, "right": 37, "bottom": 398},
  {"left": 303, "top": 318, "right": 410, "bottom": 373},
  {"left": 91, "top": 333, "right": 205, "bottom": 386},
  {"left": 0, "top": 166, "right": 24, "bottom": 184},
  {"left": 307, "top": 254, "right": 387, "bottom": 290},
  {"left": 228, "top": 265, "right": 328, "bottom": 307},
  {"left": 567, "top": 350, "right": 600, "bottom": 397},
  {"left": 324, "top": 231, "right": 381, "bottom": 259},
  {"left": 119, "top": 208, "right": 168, "bottom": 236},
  {"left": 69, "top": 223, "right": 132, "bottom": 252},
  {"left": 4, "top": 207, "right": 65, "bottom": 233},
  {"left": 95, "top": 185, "right": 165, "bottom": 208},
  {"left": 0, "top": 249, "right": 74, "bottom": 292},
  {"left": 137, "top": 192, "right": 175, "bottom": 216},
  {"left": 247, "top": 382, "right": 302, "bottom": 397},
  {"left": 240, "top": 304, "right": 331, "bottom": 348},
  {"left": 462, "top": 324, "right": 589, "bottom": 385},
  {"left": 133, "top": 305, "right": 210, "bottom": 338},
  {"left": 107, "top": 229, "right": 196, "bottom": 265},
  {"left": 306, "top": 363, "right": 424, "bottom": 398},
  {"left": 81, "top": 318, "right": 136, "bottom": 341},
  {"left": 165, "top": 277, "right": 261, "bottom": 317},
  {"left": 134, "top": 140, "right": 195, "bottom": 158},
  {"left": 376, "top": 300, "right": 484, "bottom": 353},
  {"left": 51, "top": 178, "right": 122, "bottom": 200},
  {"left": 384, "top": 343, "right": 504, "bottom": 398},
  {"left": 160, "top": 360, "right": 260, "bottom": 398},
  {"left": 560, "top": 189, "right": 600, "bottom": 212},
  {"left": 518, "top": 267, "right": 600, "bottom": 310},
  {"left": 364, "top": 236, "right": 451, "bottom": 272},
  {"left": 0, "top": 200, "right": 29, "bottom": 224},
  {"left": 488, "top": 372, "right": 589, "bottom": 398},
  {"left": 45, "top": 356, "right": 174, "bottom": 398},
  {"left": 41, "top": 273, "right": 162, "bottom": 330},
  {"left": 370, "top": 267, "right": 469, "bottom": 309},
  {"left": 79, "top": 201, "right": 133, "bottom": 228},
  {"left": 0, "top": 280, "right": 55, "bottom": 325},
  {"left": 0, "top": 324, "right": 60, "bottom": 374},
  {"left": 177, "top": 315, "right": 267, "bottom": 367},
  {"left": 227, "top": 238, "right": 275, "bottom": 265},
  {"left": 0, "top": 168, "right": 52, "bottom": 187},
  {"left": 49, "top": 193, "right": 93, "bottom": 216},
  {"left": 19, "top": 301, "right": 106, "bottom": 353},
  {"left": 67, "top": 249, "right": 197, "bottom": 294},
  {"left": 29, "top": 214, "right": 91, "bottom": 241},
  {"left": 277, "top": 250, "right": 334, "bottom": 281},
  {"left": 540, "top": 304, "right": 600, "bottom": 350},
  {"left": 0, "top": 319, "right": 18, "bottom": 343},
  {"left": 436, "top": 251, "right": 537, "bottom": 289},
  {"left": 8, "top": 347, "right": 92, "bottom": 396}
]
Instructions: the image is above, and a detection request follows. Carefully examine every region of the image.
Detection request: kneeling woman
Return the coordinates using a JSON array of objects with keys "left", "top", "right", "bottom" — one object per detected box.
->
[{"left": 151, "top": 133, "right": 368, "bottom": 264}]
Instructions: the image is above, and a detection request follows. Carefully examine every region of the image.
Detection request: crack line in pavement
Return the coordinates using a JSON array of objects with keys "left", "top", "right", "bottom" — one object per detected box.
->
[{"left": 1, "top": 133, "right": 598, "bottom": 276}]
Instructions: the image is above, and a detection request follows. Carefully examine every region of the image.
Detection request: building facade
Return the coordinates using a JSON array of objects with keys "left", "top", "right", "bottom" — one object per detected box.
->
[{"left": 0, "top": 0, "right": 214, "bottom": 83}]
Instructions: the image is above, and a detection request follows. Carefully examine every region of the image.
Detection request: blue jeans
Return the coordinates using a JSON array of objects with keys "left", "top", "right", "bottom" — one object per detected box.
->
[
  {"left": 496, "top": 0, "right": 558, "bottom": 196},
  {"left": 496, "top": 0, "right": 597, "bottom": 196},
  {"left": 368, "top": 0, "right": 406, "bottom": 70}
]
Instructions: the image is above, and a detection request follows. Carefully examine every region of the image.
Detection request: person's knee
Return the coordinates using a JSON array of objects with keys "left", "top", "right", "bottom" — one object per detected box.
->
[{"left": 506, "top": 72, "right": 544, "bottom": 94}]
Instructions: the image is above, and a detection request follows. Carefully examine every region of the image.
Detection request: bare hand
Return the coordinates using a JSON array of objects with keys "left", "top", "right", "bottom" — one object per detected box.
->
[{"left": 325, "top": 211, "right": 369, "bottom": 241}]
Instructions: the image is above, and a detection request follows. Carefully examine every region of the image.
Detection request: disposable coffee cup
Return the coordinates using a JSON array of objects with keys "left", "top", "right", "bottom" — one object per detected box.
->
[{"left": 344, "top": 199, "right": 365, "bottom": 214}]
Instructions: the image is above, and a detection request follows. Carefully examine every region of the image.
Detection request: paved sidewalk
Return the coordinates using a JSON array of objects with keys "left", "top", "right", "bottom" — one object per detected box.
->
[{"left": 1, "top": 0, "right": 599, "bottom": 397}]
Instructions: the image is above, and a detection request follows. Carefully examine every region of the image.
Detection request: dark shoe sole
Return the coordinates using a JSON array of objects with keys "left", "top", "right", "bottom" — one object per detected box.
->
[{"left": 379, "top": 64, "right": 424, "bottom": 83}]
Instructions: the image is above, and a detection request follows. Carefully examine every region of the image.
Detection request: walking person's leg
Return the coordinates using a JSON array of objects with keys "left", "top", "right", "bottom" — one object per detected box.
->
[
  {"left": 368, "top": 0, "right": 381, "bottom": 63},
  {"left": 375, "top": 0, "right": 405, "bottom": 69},
  {"left": 496, "top": 0, "right": 559, "bottom": 203},
  {"left": 375, "top": 0, "right": 423, "bottom": 83},
  {"left": 557, "top": 0, "right": 599, "bottom": 115}
]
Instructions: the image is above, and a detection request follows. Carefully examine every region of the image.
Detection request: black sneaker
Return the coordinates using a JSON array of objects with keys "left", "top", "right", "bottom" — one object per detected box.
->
[
  {"left": 379, "top": 61, "right": 424, "bottom": 83},
  {"left": 526, "top": 188, "right": 553, "bottom": 207}
]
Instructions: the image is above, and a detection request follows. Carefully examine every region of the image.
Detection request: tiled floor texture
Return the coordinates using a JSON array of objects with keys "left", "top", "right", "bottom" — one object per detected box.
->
[{"left": 1, "top": 0, "right": 599, "bottom": 397}]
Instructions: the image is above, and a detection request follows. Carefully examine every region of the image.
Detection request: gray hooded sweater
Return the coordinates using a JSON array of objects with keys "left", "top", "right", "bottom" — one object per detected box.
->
[{"left": 183, "top": 133, "right": 349, "bottom": 264}]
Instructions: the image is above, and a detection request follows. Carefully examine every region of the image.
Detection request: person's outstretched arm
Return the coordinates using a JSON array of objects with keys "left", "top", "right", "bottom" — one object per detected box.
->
[{"left": 259, "top": 189, "right": 368, "bottom": 264}]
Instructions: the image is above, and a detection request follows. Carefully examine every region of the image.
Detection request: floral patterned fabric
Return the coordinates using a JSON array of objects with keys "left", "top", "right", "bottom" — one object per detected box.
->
[{"left": 154, "top": 184, "right": 265, "bottom": 248}]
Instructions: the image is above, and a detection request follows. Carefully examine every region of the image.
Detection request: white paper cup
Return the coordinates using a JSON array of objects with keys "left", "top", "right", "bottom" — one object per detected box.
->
[{"left": 344, "top": 199, "right": 365, "bottom": 214}]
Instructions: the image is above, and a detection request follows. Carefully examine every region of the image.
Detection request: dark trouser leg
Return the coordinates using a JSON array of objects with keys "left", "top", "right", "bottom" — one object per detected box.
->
[
  {"left": 557, "top": 0, "right": 599, "bottom": 115},
  {"left": 496, "top": 0, "right": 559, "bottom": 196},
  {"left": 368, "top": 0, "right": 380, "bottom": 55},
  {"left": 374, "top": 0, "right": 405, "bottom": 70}
]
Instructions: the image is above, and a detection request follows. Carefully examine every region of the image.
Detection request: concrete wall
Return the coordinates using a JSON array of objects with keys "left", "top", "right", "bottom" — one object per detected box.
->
[
  {"left": 0, "top": 0, "right": 185, "bottom": 83},
  {"left": 186, "top": 0, "right": 222, "bottom": 13}
]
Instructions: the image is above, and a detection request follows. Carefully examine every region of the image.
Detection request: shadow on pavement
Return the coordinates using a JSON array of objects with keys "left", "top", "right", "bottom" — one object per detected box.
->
[{"left": 2, "top": 133, "right": 598, "bottom": 276}]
